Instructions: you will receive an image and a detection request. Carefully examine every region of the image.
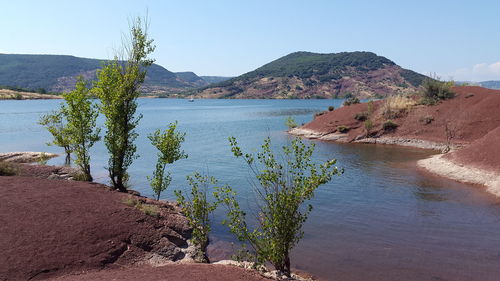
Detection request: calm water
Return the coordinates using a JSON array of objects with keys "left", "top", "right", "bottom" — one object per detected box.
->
[{"left": 1, "top": 99, "right": 500, "bottom": 281}]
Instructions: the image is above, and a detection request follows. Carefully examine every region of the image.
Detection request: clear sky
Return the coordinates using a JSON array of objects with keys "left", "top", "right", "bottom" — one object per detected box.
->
[{"left": 1, "top": 0, "right": 499, "bottom": 81}]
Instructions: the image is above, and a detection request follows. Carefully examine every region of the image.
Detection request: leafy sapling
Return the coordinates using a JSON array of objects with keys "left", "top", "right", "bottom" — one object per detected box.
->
[
  {"left": 62, "top": 77, "right": 100, "bottom": 181},
  {"left": 174, "top": 172, "right": 219, "bottom": 262},
  {"left": 148, "top": 121, "right": 187, "bottom": 200}
]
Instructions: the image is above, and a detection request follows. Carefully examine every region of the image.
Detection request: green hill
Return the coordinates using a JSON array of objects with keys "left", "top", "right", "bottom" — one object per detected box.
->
[
  {"left": 0, "top": 54, "right": 205, "bottom": 94},
  {"left": 194, "top": 51, "right": 428, "bottom": 99},
  {"left": 200, "top": 76, "right": 233, "bottom": 84}
]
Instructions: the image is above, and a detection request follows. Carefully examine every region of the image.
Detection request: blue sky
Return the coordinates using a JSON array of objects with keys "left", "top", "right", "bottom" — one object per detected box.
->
[{"left": 1, "top": 0, "right": 499, "bottom": 81}]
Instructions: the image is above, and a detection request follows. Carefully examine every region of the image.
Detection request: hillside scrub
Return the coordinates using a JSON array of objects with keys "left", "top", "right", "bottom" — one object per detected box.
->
[
  {"left": 382, "top": 95, "right": 416, "bottom": 119},
  {"left": 93, "top": 17, "right": 155, "bottom": 192},
  {"left": 420, "top": 77, "right": 455, "bottom": 105},
  {"left": 215, "top": 137, "right": 341, "bottom": 276}
]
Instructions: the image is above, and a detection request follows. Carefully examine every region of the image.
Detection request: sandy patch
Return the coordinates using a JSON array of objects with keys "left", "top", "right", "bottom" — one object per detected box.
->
[{"left": 418, "top": 154, "right": 500, "bottom": 197}]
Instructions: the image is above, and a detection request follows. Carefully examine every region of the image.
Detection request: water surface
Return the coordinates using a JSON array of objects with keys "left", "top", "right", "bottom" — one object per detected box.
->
[{"left": 1, "top": 99, "right": 499, "bottom": 281}]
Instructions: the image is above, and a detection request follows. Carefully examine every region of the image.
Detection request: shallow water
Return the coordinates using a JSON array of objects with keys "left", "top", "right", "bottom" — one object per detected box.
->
[{"left": 1, "top": 99, "right": 499, "bottom": 281}]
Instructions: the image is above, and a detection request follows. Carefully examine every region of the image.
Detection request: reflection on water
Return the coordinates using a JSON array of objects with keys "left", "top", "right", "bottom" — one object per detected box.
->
[{"left": 1, "top": 99, "right": 500, "bottom": 281}]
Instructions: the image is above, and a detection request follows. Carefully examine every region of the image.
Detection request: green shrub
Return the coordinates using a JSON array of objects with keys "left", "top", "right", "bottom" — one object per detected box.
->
[
  {"left": 175, "top": 172, "right": 219, "bottom": 261},
  {"left": 148, "top": 122, "right": 187, "bottom": 200},
  {"left": 328, "top": 106, "right": 335, "bottom": 111},
  {"left": 337, "top": 125, "right": 350, "bottom": 133},
  {"left": 364, "top": 120, "right": 373, "bottom": 132},
  {"left": 14, "top": 93, "right": 22, "bottom": 100},
  {"left": 354, "top": 112, "right": 368, "bottom": 121},
  {"left": 122, "top": 196, "right": 160, "bottom": 218},
  {"left": 285, "top": 116, "right": 298, "bottom": 129},
  {"left": 343, "top": 97, "right": 360, "bottom": 106},
  {"left": 0, "top": 162, "right": 19, "bottom": 176},
  {"left": 420, "top": 76, "right": 455, "bottom": 105},
  {"left": 216, "top": 137, "right": 341, "bottom": 276},
  {"left": 383, "top": 120, "right": 399, "bottom": 131}
]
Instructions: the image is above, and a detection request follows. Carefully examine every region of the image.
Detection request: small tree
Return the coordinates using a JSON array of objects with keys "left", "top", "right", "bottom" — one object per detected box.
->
[
  {"left": 62, "top": 77, "right": 100, "bottom": 181},
  {"left": 285, "top": 116, "right": 298, "bottom": 130},
  {"left": 174, "top": 172, "right": 219, "bottom": 262},
  {"left": 93, "top": 17, "right": 155, "bottom": 191},
  {"left": 148, "top": 121, "right": 187, "bottom": 200},
  {"left": 39, "top": 109, "right": 72, "bottom": 164},
  {"left": 215, "top": 137, "right": 342, "bottom": 276}
]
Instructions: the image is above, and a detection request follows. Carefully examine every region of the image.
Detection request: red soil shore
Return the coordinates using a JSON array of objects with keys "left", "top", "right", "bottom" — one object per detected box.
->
[
  {"left": 294, "top": 86, "right": 500, "bottom": 192},
  {"left": 0, "top": 164, "right": 270, "bottom": 281}
]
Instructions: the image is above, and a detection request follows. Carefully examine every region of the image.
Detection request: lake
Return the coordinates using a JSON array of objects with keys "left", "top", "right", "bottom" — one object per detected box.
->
[{"left": 1, "top": 98, "right": 500, "bottom": 281}]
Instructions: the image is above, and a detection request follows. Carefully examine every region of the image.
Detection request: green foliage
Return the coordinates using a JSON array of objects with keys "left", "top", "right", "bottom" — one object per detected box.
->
[
  {"left": 383, "top": 120, "right": 399, "bottom": 131},
  {"left": 122, "top": 196, "right": 160, "bottom": 218},
  {"left": 343, "top": 97, "right": 360, "bottom": 106},
  {"left": 0, "top": 162, "right": 19, "bottom": 176},
  {"left": 62, "top": 77, "right": 100, "bottom": 181},
  {"left": 215, "top": 137, "right": 341, "bottom": 276},
  {"left": 420, "top": 76, "right": 455, "bottom": 105},
  {"left": 148, "top": 121, "right": 187, "bottom": 200},
  {"left": 93, "top": 17, "right": 155, "bottom": 192},
  {"left": 14, "top": 93, "right": 22, "bottom": 100},
  {"left": 285, "top": 116, "right": 298, "bottom": 130},
  {"left": 364, "top": 120, "right": 373, "bottom": 133},
  {"left": 39, "top": 109, "right": 72, "bottom": 162},
  {"left": 337, "top": 125, "right": 350, "bottom": 133},
  {"left": 367, "top": 100, "right": 374, "bottom": 115},
  {"left": 174, "top": 172, "right": 219, "bottom": 260},
  {"left": 328, "top": 106, "right": 335, "bottom": 111},
  {"left": 37, "top": 152, "right": 49, "bottom": 165}
]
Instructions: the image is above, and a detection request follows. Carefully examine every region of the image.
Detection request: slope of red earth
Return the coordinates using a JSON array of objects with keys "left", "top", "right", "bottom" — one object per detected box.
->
[
  {"left": 0, "top": 164, "right": 270, "bottom": 281},
  {"left": 300, "top": 86, "right": 500, "bottom": 145},
  {"left": 444, "top": 125, "right": 500, "bottom": 174}
]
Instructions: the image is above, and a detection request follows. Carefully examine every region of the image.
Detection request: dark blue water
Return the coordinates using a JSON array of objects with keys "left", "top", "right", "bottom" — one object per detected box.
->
[{"left": 1, "top": 99, "right": 500, "bottom": 281}]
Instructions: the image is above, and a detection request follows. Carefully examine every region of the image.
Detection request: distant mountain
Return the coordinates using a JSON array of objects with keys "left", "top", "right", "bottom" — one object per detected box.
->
[
  {"left": 200, "top": 76, "right": 233, "bottom": 84},
  {"left": 0, "top": 54, "right": 205, "bottom": 94},
  {"left": 193, "top": 51, "right": 428, "bottom": 99},
  {"left": 478, "top": 81, "right": 500, "bottom": 90}
]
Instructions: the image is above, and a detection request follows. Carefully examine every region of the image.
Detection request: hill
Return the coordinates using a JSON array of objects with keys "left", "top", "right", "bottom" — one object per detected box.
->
[
  {"left": 478, "top": 80, "right": 500, "bottom": 89},
  {"left": 193, "top": 51, "right": 428, "bottom": 99},
  {"left": 0, "top": 54, "right": 207, "bottom": 94},
  {"left": 290, "top": 86, "right": 500, "bottom": 195}
]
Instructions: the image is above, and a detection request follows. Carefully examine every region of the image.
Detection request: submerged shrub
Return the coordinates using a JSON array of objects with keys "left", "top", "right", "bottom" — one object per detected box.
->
[{"left": 285, "top": 116, "right": 298, "bottom": 129}]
